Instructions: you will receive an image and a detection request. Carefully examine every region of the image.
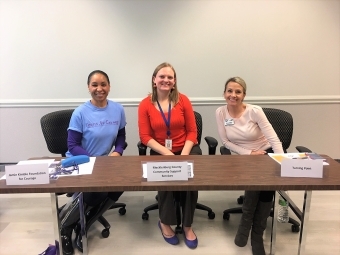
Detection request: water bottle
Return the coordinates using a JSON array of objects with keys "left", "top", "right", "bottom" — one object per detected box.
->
[{"left": 277, "top": 194, "right": 289, "bottom": 223}]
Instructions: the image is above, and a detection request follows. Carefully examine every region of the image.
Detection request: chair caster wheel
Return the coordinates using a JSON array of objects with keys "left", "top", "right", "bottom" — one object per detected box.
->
[
  {"left": 223, "top": 212, "right": 230, "bottom": 220},
  {"left": 291, "top": 225, "right": 300, "bottom": 233},
  {"left": 237, "top": 196, "right": 244, "bottom": 204},
  {"left": 102, "top": 228, "right": 110, "bottom": 238},
  {"left": 142, "top": 212, "right": 149, "bottom": 220},
  {"left": 119, "top": 207, "right": 126, "bottom": 215},
  {"left": 208, "top": 211, "right": 215, "bottom": 219}
]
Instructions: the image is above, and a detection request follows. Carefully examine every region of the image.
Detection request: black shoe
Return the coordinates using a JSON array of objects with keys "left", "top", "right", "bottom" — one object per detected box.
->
[
  {"left": 74, "top": 223, "right": 83, "bottom": 252},
  {"left": 61, "top": 227, "right": 74, "bottom": 255}
]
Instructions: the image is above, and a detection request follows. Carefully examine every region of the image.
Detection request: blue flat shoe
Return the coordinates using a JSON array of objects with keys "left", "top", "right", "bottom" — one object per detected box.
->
[
  {"left": 183, "top": 230, "right": 198, "bottom": 249},
  {"left": 158, "top": 221, "right": 179, "bottom": 245}
]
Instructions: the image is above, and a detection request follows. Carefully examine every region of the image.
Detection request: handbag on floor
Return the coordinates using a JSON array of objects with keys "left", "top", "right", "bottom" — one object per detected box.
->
[{"left": 38, "top": 243, "right": 59, "bottom": 255}]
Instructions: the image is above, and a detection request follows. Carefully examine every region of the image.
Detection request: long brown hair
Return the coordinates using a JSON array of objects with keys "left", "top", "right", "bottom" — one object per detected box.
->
[{"left": 151, "top": 62, "right": 179, "bottom": 104}]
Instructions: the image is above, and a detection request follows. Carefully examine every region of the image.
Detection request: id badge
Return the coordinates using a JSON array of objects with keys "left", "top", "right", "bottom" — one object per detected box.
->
[
  {"left": 224, "top": 118, "right": 235, "bottom": 126},
  {"left": 165, "top": 139, "right": 172, "bottom": 150}
]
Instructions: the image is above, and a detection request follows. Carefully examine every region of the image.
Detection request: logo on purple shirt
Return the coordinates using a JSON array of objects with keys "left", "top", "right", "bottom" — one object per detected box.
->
[{"left": 86, "top": 120, "right": 119, "bottom": 128}]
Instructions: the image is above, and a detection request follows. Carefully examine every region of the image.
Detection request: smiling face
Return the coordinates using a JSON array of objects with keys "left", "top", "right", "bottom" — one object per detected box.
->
[
  {"left": 224, "top": 81, "right": 246, "bottom": 106},
  {"left": 88, "top": 73, "right": 110, "bottom": 107},
  {"left": 152, "top": 67, "right": 176, "bottom": 94}
]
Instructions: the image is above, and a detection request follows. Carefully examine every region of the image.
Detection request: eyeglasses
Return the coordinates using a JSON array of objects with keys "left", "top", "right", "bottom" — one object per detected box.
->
[{"left": 49, "top": 164, "right": 79, "bottom": 180}]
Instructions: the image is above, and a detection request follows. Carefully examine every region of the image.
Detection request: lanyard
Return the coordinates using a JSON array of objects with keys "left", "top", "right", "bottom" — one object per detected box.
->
[{"left": 156, "top": 100, "right": 171, "bottom": 137}]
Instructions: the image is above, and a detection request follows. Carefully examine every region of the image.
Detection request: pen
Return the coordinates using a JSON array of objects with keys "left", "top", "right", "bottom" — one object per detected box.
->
[{"left": 292, "top": 157, "right": 308, "bottom": 159}]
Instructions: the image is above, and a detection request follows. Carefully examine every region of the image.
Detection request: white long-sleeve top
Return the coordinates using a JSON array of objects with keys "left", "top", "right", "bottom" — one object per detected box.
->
[{"left": 215, "top": 104, "right": 284, "bottom": 155}]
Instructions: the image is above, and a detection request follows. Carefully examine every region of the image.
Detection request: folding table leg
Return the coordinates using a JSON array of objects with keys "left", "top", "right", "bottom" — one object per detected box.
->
[
  {"left": 50, "top": 193, "right": 62, "bottom": 255},
  {"left": 298, "top": 190, "right": 312, "bottom": 255},
  {"left": 270, "top": 191, "right": 279, "bottom": 255}
]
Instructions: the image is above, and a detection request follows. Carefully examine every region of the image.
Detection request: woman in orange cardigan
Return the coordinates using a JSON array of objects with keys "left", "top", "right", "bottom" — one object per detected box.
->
[{"left": 138, "top": 62, "right": 201, "bottom": 249}]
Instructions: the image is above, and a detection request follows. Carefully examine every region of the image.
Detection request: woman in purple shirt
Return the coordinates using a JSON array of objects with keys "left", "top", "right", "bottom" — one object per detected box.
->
[{"left": 60, "top": 70, "right": 127, "bottom": 255}]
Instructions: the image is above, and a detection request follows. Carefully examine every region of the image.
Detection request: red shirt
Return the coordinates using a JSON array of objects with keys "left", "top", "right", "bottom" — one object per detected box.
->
[{"left": 138, "top": 93, "right": 197, "bottom": 153}]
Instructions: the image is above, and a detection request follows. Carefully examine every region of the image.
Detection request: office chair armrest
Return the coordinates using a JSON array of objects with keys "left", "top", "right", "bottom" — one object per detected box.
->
[
  {"left": 220, "top": 146, "right": 232, "bottom": 155},
  {"left": 204, "top": 136, "right": 218, "bottom": 155},
  {"left": 137, "top": 141, "right": 147, "bottom": 155},
  {"left": 295, "top": 146, "right": 312, "bottom": 153}
]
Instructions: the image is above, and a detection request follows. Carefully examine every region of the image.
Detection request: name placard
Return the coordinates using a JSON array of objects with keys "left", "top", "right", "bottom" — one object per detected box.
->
[
  {"left": 146, "top": 161, "right": 189, "bottom": 182},
  {"left": 5, "top": 164, "right": 50, "bottom": 185},
  {"left": 281, "top": 159, "right": 323, "bottom": 178}
]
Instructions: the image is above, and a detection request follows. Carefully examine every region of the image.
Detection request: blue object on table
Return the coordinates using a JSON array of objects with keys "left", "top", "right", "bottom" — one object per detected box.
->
[{"left": 61, "top": 155, "right": 90, "bottom": 168}]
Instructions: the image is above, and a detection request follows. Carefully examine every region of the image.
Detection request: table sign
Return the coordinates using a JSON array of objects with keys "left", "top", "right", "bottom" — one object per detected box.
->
[
  {"left": 146, "top": 161, "right": 189, "bottom": 181},
  {"left": 5, "top": 164, "right": 50, "bottom": 185},
  {"left": 281, "top": 159, "right": 323, "bottom": 178},
  {"left": 142, "top": 162, "right": 194, "bottom": 178}
]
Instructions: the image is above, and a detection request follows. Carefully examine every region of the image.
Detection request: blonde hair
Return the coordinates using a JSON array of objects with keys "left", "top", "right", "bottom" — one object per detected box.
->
[
  {"left": 224, "top": 77, "right": 247, "bottom": 94},
  {"left": 151, "top": 62, "right": 179, "bottom": 104}
]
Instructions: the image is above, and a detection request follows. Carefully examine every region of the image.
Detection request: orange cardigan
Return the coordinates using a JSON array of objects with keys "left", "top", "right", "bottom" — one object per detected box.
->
[{"left": 138, "top": 93, "right": 197, "bottom": 153}]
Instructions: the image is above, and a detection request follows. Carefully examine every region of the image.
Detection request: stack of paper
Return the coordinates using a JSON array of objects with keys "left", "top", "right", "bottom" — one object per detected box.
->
[{"left": 268, "top": 153, "right": 328, "bottom": 165}]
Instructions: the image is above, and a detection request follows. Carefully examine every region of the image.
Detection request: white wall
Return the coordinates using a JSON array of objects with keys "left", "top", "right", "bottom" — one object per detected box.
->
[
  {"left": 0, "top": 0, "right": 339, "bottom": 100},
  {"left": 0, "top": 0, "right": 339, "bottom": 162}
]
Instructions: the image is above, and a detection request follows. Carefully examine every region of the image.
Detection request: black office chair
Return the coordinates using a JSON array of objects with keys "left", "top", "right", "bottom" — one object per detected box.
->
[
  {"left": 137, "top": 111, "right": 218, "bottom": 233},
  {"left": 297, "top": 146, "right": 340, "bottom": 165},
  {"left": 221, "top": 108, "right": 300, "bottom": 233},
  {"left": 40, "top": 109, "right": 127, "bottom": 238}
]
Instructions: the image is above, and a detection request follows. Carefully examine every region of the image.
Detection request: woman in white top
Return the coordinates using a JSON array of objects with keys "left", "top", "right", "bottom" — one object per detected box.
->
[{"left": 215, "top": 77, "right": 283, "bottom": 255}]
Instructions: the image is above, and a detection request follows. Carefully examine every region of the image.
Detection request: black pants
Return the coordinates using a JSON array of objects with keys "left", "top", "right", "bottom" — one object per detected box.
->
[
  {"left": 245, "top": 190, "right": 274, "bottom": 203},
  {"left": 150, "top": 144, "right": 202, "bottom": 227}
]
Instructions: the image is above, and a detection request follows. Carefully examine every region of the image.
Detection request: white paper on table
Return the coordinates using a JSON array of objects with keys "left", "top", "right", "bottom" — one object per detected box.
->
[
  {"left": 268, "top": 153, "right": 329, "bottom": 166},
  {"left": 1, "top": 157, "right": 96, "bottom": 180},
  {"left": 18, "top": 159, "right": 56, "bottom": 166},
  {"left": 142, "top": 162, "right": 194, "bottom": 178},
  {"left": 1, "top": 159, "right": 56, "bottom": 180},
  {"left": 56, "top": 157, "right": 96, "bottom": 177}
]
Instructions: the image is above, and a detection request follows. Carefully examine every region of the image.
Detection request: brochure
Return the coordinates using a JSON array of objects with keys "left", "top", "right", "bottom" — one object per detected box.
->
[{"left": 268, "top": 153, "right": 328, "bottom": 165}]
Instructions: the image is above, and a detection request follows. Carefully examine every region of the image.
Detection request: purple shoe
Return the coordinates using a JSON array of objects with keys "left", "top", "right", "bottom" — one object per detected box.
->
[
  {"left": 158, "top": 221, "right": 179, "bottom": 245},
  {"left": 183, "top": 230, "right": 198, "bottom": 249}
]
